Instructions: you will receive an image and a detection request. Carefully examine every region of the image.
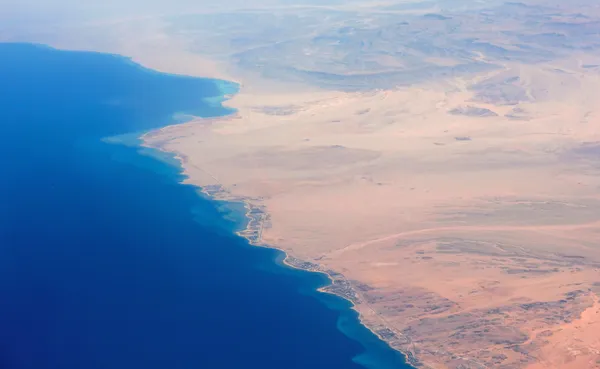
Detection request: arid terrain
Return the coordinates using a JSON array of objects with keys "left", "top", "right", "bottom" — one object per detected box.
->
[{"left": 5, "top": 0, "right": 600, "bottom": 368}]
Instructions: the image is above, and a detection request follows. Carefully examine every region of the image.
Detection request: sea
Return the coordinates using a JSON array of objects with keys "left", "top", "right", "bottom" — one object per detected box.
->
[{"left": 0, "top": 43, "right": 412, "bottom": 369}]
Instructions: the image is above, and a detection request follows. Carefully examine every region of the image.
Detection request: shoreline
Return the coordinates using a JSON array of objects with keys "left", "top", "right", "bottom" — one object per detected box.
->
[
  {"left": 229, "top": 198, "right": 423, "bottom": 369},
  {"left": 11, "top": 5, "right": 600, "bottom": 363},
  {"left": 139, "top": 132, "right": 422, "bottom": 369}
]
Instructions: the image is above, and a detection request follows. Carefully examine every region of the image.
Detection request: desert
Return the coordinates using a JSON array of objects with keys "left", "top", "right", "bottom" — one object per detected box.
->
[{"left": 6, "top": 0, "right": 600, "bottom": 367}]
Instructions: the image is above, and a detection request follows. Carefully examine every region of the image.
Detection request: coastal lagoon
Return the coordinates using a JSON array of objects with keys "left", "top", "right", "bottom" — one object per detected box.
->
[{"left": 0, "top": 43, "right": 410, "bottom": 369}]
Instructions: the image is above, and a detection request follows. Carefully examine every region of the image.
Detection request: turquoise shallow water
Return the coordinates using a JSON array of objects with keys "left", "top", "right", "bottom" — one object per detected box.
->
[{"left": 0, "top": 43, "right": 412, "bottom": 369}]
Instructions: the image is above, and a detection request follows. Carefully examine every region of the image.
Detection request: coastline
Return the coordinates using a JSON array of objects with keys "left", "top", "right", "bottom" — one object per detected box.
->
[
  {"left": 8, "top": 3, "right": 600, "bottom": 364},
  {"left": 140, "top": 128, "right": 422, "bottom": 369},
  {"left": 2, "top": 42, "right": 403, "bottom": 369},
  {"left": 132, "top": 46, "right": 600, "bottom": 369}
]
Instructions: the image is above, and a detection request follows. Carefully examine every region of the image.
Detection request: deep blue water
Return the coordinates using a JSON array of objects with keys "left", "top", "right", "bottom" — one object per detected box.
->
[{"left": 0, "top": 43, "right": 411, "bottom": 369}]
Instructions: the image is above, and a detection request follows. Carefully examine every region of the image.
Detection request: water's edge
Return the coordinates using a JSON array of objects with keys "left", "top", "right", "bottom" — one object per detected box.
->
[
  {"left": 2, "top": 42, "right": 417, "bottom": 369},
  {"left": 100, "top": 50, "right": 417, "bottom": 368},
  {"left": 137, "top": 117, "right": 419, "bottom": 369}
]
